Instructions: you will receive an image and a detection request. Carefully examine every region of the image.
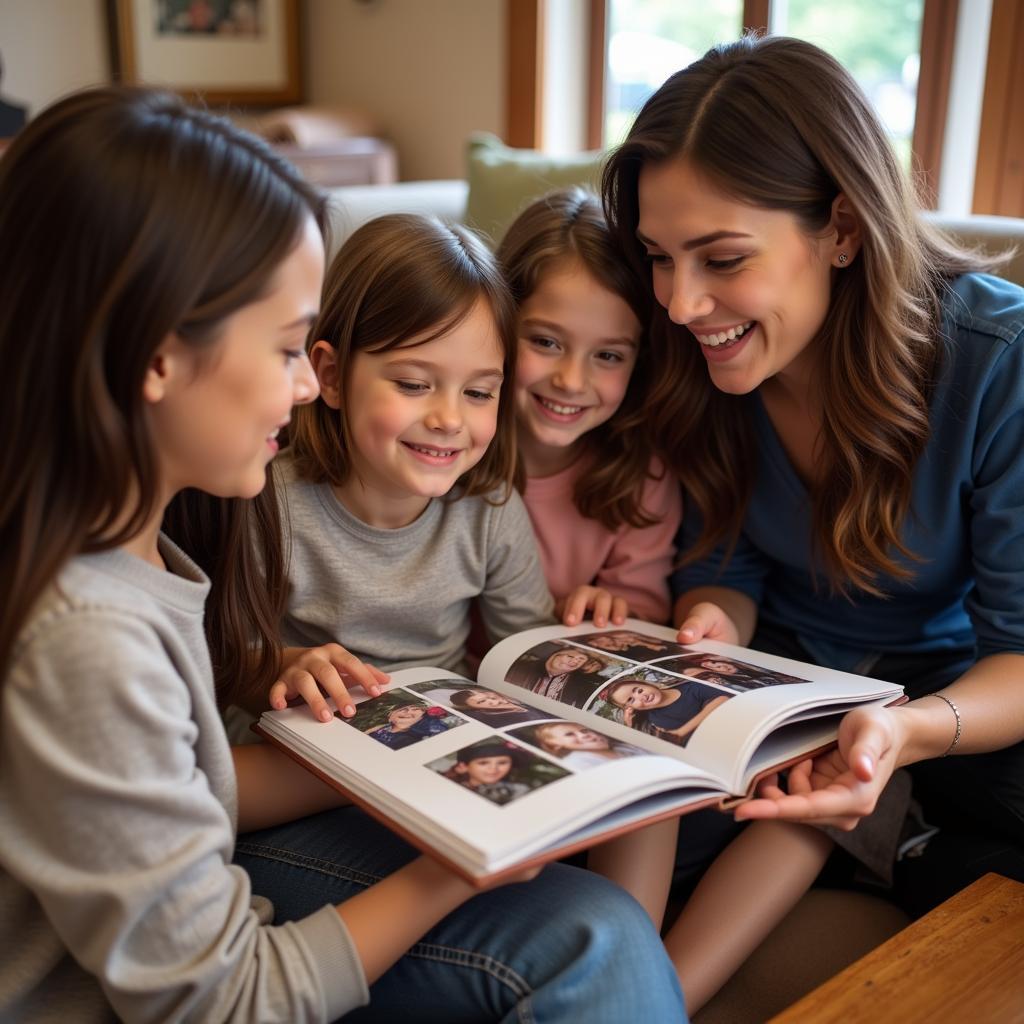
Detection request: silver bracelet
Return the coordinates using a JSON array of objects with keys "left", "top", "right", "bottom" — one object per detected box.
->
[{"left": 932, "top": 693, "right": 962, "bottom": 756}]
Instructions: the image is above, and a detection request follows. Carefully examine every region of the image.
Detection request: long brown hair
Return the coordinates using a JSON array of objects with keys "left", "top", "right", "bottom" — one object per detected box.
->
[
  {"left": 0, "top": 86, "right": 325, "bottom": 698},
  {"left": 498, "top": 187, "right": 663, "bottom": 530},
  {"left": 604, "top": 35, "right": 999, "bottom": 595},
  {"left": 289, "top": 213, "right": 519, "bottom": 501}
]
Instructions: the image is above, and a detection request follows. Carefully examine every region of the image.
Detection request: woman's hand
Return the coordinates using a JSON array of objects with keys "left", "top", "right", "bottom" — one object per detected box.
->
[
  {"left": 734, "top": 705, "right": 904, "bottom": 829},
  {"left": 558, "top": 586, "right": 629, "bottom": 628},
  {"left": 269, "top": 644, "right": 390, "bottom": 722},
  {"left": 676, "top": 601, "right": 741, "bottom": 646}
]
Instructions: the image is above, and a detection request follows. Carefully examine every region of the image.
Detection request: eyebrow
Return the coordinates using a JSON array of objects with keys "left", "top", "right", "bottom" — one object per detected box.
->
[
  {"left": 386, "top": 357, "right": 504, "bottom": 380},
  {"left": 281, "top": 313, "right": 318, "bottom": 332},
  {"left": 521, "top": 317, "right": 638, "bottom": 348},
  {"left": 636, "top": 229, "right": 753, "bottom": 251}
]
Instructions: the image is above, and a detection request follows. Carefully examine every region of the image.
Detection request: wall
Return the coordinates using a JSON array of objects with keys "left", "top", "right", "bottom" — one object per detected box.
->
[
  {"left": 304, "top": 0, "right": 504, "bottom": 180},
  {"left": 0, "top": 0, "right": 109, "bottom": 117},
  {"left": 0, "top": 0, "right": 505, "bottom": 181}
]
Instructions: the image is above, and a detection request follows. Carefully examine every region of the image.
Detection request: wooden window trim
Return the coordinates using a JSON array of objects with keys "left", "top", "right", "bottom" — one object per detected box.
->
[
  {"left": 912, "top": 0, "right": 959, "bottom": 208},
  {"left": 973, "top": 0, "right": 1024, "bottom": 215},
  {"left": 578, "top": 0, "right": 958, "bottom": 192},
  {"left": 506, "top": 0, "right": 544, "bottom": 149}
]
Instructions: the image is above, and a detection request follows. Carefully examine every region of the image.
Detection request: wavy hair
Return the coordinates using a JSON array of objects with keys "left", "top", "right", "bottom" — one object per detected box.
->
[
  {"left": 603, "top": 35, "right": 1001, "bottom": 595},
  {"left": 498, "top": 187, "right": 664, "bottom": 530},
  {"left": 289, "top": 214, "right": 518, "bottom": 502},
  {"left": 0, "top": 86, "right": 325, "bottom": 699}
]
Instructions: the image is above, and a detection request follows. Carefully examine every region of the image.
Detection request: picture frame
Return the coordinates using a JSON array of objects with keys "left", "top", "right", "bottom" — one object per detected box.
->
[{"left": 107, "top": 0, "right": 302, "bottom": 106}]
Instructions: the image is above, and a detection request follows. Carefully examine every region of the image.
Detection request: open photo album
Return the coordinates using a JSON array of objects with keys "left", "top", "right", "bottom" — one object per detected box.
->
[{"left": 255, "top": 619, "right": 905, "bottom": 884}]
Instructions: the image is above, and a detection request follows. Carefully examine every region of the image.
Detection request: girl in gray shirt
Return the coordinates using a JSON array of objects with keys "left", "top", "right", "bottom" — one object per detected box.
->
[{"left": 0, "top": 87, "right": 685, "bottom": 1023}]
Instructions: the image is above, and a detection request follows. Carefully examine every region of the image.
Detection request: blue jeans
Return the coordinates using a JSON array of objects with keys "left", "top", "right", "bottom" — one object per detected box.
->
[{"left": 235, "top": 807, "right": 686, "bottom": 1023}]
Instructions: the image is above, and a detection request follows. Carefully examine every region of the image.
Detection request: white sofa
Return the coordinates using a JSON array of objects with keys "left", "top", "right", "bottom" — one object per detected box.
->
[{"left": 323, "top": 178, "right": 1024, "bottom": 290}]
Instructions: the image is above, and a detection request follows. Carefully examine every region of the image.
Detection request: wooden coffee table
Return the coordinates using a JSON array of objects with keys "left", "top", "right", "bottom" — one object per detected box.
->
[{"left": 769, "top": 873, "right": 1024, "bottom": 1023}]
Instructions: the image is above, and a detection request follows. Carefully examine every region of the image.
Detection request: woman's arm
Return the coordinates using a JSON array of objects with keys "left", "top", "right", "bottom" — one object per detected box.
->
[
  {"left": 736, "top": 652, "right": 1024, "bottom": 827},
  {"left": 673, "top": 587, "right": 758, "bottom": 646}
]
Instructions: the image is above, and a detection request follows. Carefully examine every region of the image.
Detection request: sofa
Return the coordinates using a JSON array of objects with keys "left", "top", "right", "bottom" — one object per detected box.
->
[{"left": 319, "top": 140, "right": 1024, "bottom": 1021}]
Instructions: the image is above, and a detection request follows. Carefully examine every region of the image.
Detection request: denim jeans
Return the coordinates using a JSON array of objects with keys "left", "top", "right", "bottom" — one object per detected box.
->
[{"left": 235, "top": 807, "right": 687, "bottom": 1023}]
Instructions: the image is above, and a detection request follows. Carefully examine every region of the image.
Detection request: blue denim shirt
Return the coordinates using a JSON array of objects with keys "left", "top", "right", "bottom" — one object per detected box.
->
[{"left": 671, "top": 273, "right": 1024, "bottom": 668}]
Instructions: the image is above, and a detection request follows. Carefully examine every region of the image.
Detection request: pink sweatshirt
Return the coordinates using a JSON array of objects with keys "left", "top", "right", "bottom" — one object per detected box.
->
[{"left": 522, "top": 457, "right": 682, "bottom": 624}]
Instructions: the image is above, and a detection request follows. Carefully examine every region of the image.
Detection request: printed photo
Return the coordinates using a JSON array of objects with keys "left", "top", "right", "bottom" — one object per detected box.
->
[
  {"left": 405, "top": 680, "right": 548, "bottom": 728},
  {"left": 504, "top": 641, "right": 630, "bottom": 707},
  {"left": 427, "top": 737, "right": 570, "bottom": 807},
  {"left": 651, "top": 653, "right": 811, "bottom": 692},
  {"left": 338, "top": 689, "right": 465, "bottom": 751},
  {"left": 573, "top": 629, "right": 689, "bottom": 662},
  {"left": 590, "top": 676, "right": 733, "bottom": 748},
  {"left": 510, "top": 720, "right": 651, "bottom": 770},
  {"left": 157, "top": 0, "right": 262, "bottom": 36}
]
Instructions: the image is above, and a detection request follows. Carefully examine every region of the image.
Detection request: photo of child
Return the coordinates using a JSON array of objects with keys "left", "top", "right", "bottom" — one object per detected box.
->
[
  {"left": 592, "top": 677, "right": 732, "bottom": 748},
  {"left": 573, "top": 630, "right": 688, "bottom": 662},
  {"left": 651, "top": 653, "right": 811, "bottom": 691},
  {"left": 510, "top": 720, "right": 651, "bottom": 770},
  {"left": 504, "top": 641, "right": 629, "bottom": 707},
  {"left": 406, "top": 680, "right": 547, "bottom": 728},
  {"left": 427, "top": 738, "right": 569, "bottom": 807},
  {"left": 339, "top": 690, "right": 465, "bottom": 751}
]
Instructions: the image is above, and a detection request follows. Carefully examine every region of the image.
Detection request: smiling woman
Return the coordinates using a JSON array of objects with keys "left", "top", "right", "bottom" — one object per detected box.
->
[{"left": 604, "top": 34, "right": 1024, "bottom": 920}]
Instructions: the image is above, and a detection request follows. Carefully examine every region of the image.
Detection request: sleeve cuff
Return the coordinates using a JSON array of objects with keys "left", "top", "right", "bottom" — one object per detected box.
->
[{"left": 290, "top": 904, "right": 369, "bottom": 1019}]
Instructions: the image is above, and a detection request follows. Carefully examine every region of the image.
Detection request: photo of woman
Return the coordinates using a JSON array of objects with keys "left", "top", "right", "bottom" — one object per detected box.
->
[
  {"left": 595, "top": 678, "right": 731, "bottom": 747},
  {"left": 406, "top": 680, "right": 548, "bottom": 728},
  {"left": 340, "top": 690, "right": 464, "bottom": 751},
  {"left": 652, "top": 653, "right": 810, "bottom": 691},
  {"left": 575, "top": 630, "right": 687, "bottom": 662},
  {"left": 504, "top": 641, "right": 629, "bottom": 707},
  {"left": 511, "top": 721, "right": 650, "bottom": 770},
  {"left": 427, "top": 738, "right": 569, "bottom": 807}
]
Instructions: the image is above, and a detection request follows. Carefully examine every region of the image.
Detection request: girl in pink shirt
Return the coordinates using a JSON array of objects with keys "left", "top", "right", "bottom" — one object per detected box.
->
[
  {"left": 498, "top": 188, "right": 682, "bottom": 625},
  {"left": 499, "top": 190, "right": 829, "bottom": 1014}
]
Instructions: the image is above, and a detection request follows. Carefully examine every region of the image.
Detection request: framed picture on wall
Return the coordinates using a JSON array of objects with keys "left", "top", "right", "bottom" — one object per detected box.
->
[{"left": 107, "top": 0, "right": 301, "bottom": 106}]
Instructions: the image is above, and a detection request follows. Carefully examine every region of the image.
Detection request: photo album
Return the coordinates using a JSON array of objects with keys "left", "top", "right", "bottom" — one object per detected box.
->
[{"left": 255, "top": 619, "right": 904, "bottom": 884}]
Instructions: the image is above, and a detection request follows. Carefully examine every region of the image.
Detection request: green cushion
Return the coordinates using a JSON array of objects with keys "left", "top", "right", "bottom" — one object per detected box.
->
[{"left": 464, "top": 132, "right": 605, "bottom": 245}]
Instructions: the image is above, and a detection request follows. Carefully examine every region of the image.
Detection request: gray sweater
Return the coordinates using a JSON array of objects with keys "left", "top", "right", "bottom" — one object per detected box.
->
[
  {"left": 275, "top": 450, "right": 555, "bottom": 674},
  {"left": 0, "top": 540, "right": 366, "bottom": 1022}
]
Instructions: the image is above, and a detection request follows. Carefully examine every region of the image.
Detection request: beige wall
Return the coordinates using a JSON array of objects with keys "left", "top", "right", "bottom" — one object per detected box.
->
[
  {"left": 305, "top": 0, "right": 504, "bottom": 181},
  {"left": 0, "top": 0, "right": 504, "bottom": 180},
  {"left": 0, "top": 0, "right": 109, "bottom": 117}
]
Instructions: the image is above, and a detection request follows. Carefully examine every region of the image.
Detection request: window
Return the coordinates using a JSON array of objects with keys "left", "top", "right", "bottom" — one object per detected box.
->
[
  {"left": 603, "top": 0, "right": 744, "bottom": 145},
  {"left": 771, "top": 0, "right": 925, "bottom": 169}
]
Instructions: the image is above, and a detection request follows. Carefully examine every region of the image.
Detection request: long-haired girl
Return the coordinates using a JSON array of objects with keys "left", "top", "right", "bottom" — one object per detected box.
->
[
  {"left": 498, "top": 187, "right": 682, "bottom": 626},
  {"left": 0, "top": 86, "right": 685, "bottom": 1022}
]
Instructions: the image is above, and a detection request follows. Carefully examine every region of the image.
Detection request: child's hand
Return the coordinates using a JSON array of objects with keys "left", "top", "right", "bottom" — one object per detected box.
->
[
  {"left": 676, "top": 602, "right": 740, "bottom": 645},
  {"left": 558, "top": 586, "right": 629, "bottom": 628},
  {"left": 271, "top": 644, "right": 390, "bottom": 723}
]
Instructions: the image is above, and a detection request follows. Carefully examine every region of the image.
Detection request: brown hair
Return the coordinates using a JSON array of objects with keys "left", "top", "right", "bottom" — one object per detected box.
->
[
  {"left": 289, "top": 214, "right": 518, "bottom": 501},
  {"left": 498, "top": 187, "right": 663, "bottom": 530},
  {"left": 603, "top": 35, "right": 1000, "bottom": 595},
  {"left": 0, "top": 86, "right": 325, "bottom": 700}
]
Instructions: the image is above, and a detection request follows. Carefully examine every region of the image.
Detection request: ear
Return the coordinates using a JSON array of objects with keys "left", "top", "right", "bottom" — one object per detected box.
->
[
  {"left": 828, "top": 192, "right": 862, "bottom": 269},
  {"left": 143, "top": 333, "right": 187, "bottom": 405},
  {"left": 310, "top": 340, "right": 342, "bottom": 409}
]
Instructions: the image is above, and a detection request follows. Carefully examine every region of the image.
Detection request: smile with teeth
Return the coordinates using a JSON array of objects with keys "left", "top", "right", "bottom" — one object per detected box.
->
[
  {"left": 693, "top": 321, "right": 755, "bottom": 348},
  {"left": 534, "top": 394, "right": 587, "bottom": 416},
  {"left": 403, "top": 441, "right": 460, "bottom": 458}
]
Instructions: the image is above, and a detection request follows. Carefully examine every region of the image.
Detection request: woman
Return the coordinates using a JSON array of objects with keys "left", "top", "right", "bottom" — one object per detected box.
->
[{"left": 604, "top": 34, "right": 1024, "bottom": 915}]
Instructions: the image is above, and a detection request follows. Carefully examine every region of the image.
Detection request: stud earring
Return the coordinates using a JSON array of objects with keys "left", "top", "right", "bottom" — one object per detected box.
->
[{"left": 838, "top": 253, "right": 849, "bottom": 265}]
